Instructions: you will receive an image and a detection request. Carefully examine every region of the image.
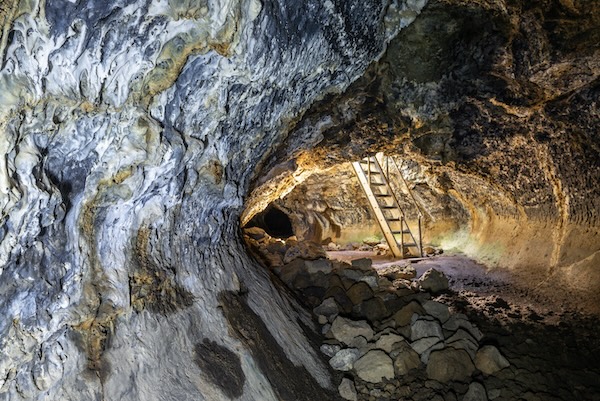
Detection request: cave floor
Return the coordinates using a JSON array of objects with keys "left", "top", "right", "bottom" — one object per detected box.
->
[{"left": 326, "top": 251, "right": 600, "bottom": 400}]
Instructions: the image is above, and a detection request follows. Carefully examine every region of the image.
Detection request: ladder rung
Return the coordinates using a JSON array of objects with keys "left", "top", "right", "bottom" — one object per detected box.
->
[
  {"left": 387, "top": 217, "right": 402, "bottom": 222},
  {"left": 392, "top": 230, "right": 412, "bottom": 234},
  {"left": 381, "top": 206, "right": 397, "bottom": 209},
  {"left": 375, "top": 193, "right": 392, "bottom": 197},
  {"left": 370, "top": 182, "right": 387, "bottom": 186},
  {"left": 403, "top": 242, "right": 418, "bottom": 247}
]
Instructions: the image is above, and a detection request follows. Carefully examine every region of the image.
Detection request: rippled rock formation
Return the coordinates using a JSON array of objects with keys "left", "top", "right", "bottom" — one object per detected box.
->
[
  {"left": 0, "top": 0, "right": 598, "bottom": 400},
  {"left": 0, "top": 0, "right": 428, "bottom": 399}
]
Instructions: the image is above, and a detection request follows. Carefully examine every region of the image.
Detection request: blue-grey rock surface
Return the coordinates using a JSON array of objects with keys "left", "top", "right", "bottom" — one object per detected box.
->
[{"left": 0, "top": 0, "right": 427, "bottom": 399}]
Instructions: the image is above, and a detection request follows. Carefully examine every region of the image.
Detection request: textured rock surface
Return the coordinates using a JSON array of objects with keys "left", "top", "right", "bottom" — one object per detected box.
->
[
  {"left": 1, "top": 0, "right": 600, "bottom": 399},
  {"left": 0, "top": 0, "right": 427, "bottom": 399},
  {"left": 353, "top": 350, "right": 395, "bottom": 383}
]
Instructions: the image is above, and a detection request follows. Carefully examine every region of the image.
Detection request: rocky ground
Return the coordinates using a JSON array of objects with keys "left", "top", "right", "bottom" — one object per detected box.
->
[{"left": 244, "top": 228, "right": 600, "bottom": 401}]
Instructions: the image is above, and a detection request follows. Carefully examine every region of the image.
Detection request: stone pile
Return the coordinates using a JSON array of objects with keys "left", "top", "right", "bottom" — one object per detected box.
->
[
  {"left": 243, "top": 227, "right": 326, "bottom": 267},
  {"left": 270, "top": 255, "right": 510, "bottom": 401}
]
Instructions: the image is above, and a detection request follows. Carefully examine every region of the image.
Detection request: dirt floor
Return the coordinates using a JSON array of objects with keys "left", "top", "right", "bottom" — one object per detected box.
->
[{"left": 326, "top": 251, "right": 600, "bottom": 401}]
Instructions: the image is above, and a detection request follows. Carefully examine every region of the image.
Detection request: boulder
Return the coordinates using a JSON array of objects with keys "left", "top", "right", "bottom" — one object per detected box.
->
[
  {"left": 443, "top": 315, "right": 483, "bottom": 341},
  {"left": 357, "top": 297, "right": 388, "bottom": 322},
  {"left": 391, "top": 342, "right": 421, "bottom": 375},
  {"left": 375, "top": 333, "right": 404, "bottom": 353},
  {"left": 411, "top": 318, "right": 444, "bottom": 341},
  {"left": 359, "top": 275, "right": 379, "bottom": 289},
  {"left": 324, "top": 286, "right": 354, "bottom": 314},
  {"left": 338, "top": 378, "right": 358, "bottom": 401},
  {"left": 419, "top": 340, "right": 445, "bottom": 364},
  {"left": 329, "top": 348, "right": 361, "bottom": 371},
  {"left": 244, "top": 226, "right": 268, "bottom": 240},
  {"left": 351, "top": 258, "right": 373, "bottom": 271},
  {"left": 276, "top": 259, "right": 305, "bottom": 286},
  {"left": 353, "top": 350, "right": 395, "bottom": 383},
  {"left": 422, "top": 300, "right": 451, "bottom": 323},
  {"left": 346, "top": 282, "right": 374, "bottom": 305},
  {"left": 446, "top": 329, "right": 479, "bottom": 359},
  {"left": 410, "top": 337, "right": 442, "bottom": 355},
  {"left": 391, "top": 301, "right": 426, "bottom": 327},
  {"left": 283, "top": 240, "right": 326, "bottom": 263},
  {"left": 474, "top": 345, "right": 510, "bottom": 375},
  {"left": 314, "top": 297, "right": 339, "bottom": 321},
  {"left": 320, "top": 343, "right": 341, "bottom": 357},
  {"left": 304, "top": 259, "right": 332, "bottom": 274},
  {"left": 418, "top": 268, "right": 449, "bottom": 293},
  {"left": 331, "top": 316, "right": 374, "bottom": 345},
  {"left": 462, "top": 382, "right": 488, "bottom": 401},
  {"left": 378, "top": 264, "right": 417, "bottom": 280},
  {"left": 427, "top": 348, "right": 476, "bottom": 383}
]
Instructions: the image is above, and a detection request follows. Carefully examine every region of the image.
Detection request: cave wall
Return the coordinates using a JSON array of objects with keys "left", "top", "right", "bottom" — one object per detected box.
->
[
  {"left": 246, "top": 0, "right": 600, "bottom": 310},
  {"left": 0, "top": 0, "right": 429, "bottom": 399}
]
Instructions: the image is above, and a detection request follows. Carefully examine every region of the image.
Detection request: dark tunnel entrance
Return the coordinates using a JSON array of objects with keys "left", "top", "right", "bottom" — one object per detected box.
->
[{"left": 248, "top": 205, "right": 294, "bottom": 239}]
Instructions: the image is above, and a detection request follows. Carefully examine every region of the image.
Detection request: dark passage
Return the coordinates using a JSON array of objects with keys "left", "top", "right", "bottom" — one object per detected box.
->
[{"left": 248, "top": 205, "right": 294, "bottom": 239}]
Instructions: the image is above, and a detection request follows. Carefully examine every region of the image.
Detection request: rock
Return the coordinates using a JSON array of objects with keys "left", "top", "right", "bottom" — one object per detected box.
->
[
  {"left": 378, "top": 264, "right": 417, "bottom": 280},
  {"left": 427, "top": 348, "right": 476, "bottom": 383},
  {"left": 283, "top": 240, "right": 326, "bottom": 263},
  {"left": 443, "top": 315, "right": 484, "bottom": 341},
  {"left": 327, "top": 242, "right": 341, "bottom": 251},
  {"left": 375, "top": 333, "right": 404, "bottom": 353},
  {"left": 359, "top": 275, "right": 379, "bottom": 289},
  {"left": 362, "top": 237, "right": 381, "bottom": 246},
  {"left": 338, "top": 378, "right": 358, "bottom": 401},
  {"left": 324, "top": 286, "right": 354, "bottom": 314},
  {"left": 422, "top": 300, "right": 451, "bottom": 323},
  {"left": 351, "top": 258, "right": 373, "bottom": 271},
  {"left": 320, "top": 343, "right": 341, "bottom": 357},
  {"left": 318, "top": 315, "right": 328, "bottom": 324},
  {"left": 353, "top": 350, "right": 395, "bottom": 383},
  {"left": 349, "top": 335, "right": 369, "bottom": 349},
  {"left": 446, "top": 329, "right": 479, "bottom": 358},
  {"left": 419, "top": 340, "right": 445, "bottom": 364},
  {"left": 314, "top": 297, "right": 339, "bottom": 321},
  {"left": 411, "top": 318, "right": 444, "bottom": 341},
  {"left": 276, "top": 259, "right": 306, "bottom": 286},
  {"left": 356, "top": 297, "right": 388, "bottom": 322},
  {"left": 265, "top": 240, "right": 287, "bottom": 255},
  {"left": 244, "top": 226, "right": 268, "bottom": 240},
  {"left": 423, "top": 246, "right": 436, "bottom": 255},
  {"left": 418, "top": 268, "right": 449, "bottom": 293},
  {"left": 304, "top": 259, "right": 332, "bottom": 274},
  {"left": 392, "top": 342, "right": 421, "bottom": 375},
  {"left": 410, "top": 336, "right": 443, "bottom": 355},
  {"left": 391, "top": 300, "right": 426, "bottom": 327},
  {"left": 474, "top": 346, "right": 510, "bottom": 375},
  {"left": 331, "top": 316, "right": 374, "bottom": 345},
  {"left": 346, "top": 282, "right": 374, "bottom": 305},
  {"left": 378, "top": 277, "right": 394, "bottom": 289},
  {"left": 373, "top": 243, "right": 390, "bottom": 255},
  {"left": 329, "top": 348, "right": 362, "bottom": 371},
  {"left": 463, "top": 382, "right": 488, "bottom": 401}
]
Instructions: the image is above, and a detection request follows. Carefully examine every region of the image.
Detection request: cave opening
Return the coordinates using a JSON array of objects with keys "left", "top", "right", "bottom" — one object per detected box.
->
[{"left": 249, "top": 205, "right": 295, "bottom": 239}]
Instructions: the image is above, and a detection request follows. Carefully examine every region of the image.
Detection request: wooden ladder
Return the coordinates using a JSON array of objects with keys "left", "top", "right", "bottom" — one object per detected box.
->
[{"left": 352, "top": 155, "right": 423, "bottom": 258}]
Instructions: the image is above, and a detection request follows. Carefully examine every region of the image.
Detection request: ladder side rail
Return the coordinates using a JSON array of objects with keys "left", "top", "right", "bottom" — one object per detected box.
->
[
  {"left": 374, "top": 156, "right": 421, "bottom": 256},
  {"left": 351, "top": 162, "right": 403, "bottom": 258}
]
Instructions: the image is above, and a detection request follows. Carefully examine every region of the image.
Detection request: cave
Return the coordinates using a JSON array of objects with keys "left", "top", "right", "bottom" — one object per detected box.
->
[
  {"left": 1, "top": 0, "right": 599, "bottom": 400},
  {"left": 248, "top": 205, "right": 295, "bottom": 239}
]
